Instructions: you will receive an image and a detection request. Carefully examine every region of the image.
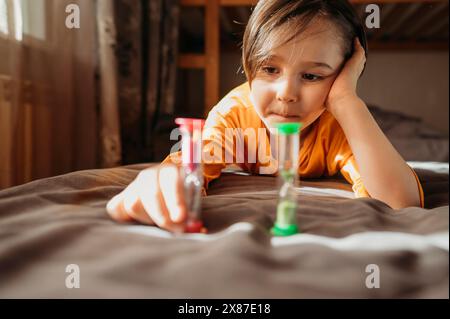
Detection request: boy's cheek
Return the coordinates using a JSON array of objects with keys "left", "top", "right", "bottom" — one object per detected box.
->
[
  {"left": 250, "top": 90, "right": 271, "bottom": 116},
  {"left": 308, "top": 81, "right": 335, "bottom": 106}
]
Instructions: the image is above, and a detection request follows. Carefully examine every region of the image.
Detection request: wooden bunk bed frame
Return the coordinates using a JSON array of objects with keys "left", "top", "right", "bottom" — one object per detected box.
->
[{"left": 178, "top": 0, "right": 449, "bottom": 115}]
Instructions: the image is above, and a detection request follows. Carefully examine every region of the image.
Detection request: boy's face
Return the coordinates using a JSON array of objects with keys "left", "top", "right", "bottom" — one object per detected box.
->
[{"left": 250, "top": 20, "right": 346, "bottom": 131}]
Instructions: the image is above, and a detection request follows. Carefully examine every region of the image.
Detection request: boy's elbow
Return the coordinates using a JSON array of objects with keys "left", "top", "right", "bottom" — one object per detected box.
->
[
  {"left": 389, "top": 200, "right": 419, "bottom": 210},
  {"left": 369, "top": 186, "right": 421, "bottom": 210},
  {"left": 383, "top": 192, "right": 422, "bottom": 210}
]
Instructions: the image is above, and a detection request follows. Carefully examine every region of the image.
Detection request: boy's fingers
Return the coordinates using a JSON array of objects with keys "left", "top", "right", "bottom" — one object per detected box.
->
[
  {"left": 122, "top": 183, "right": 155, "bottom": 225},
  {"left": 355, "top": 38, "right": 366, "bottom": 62},
  {"left": 106, "top": 192, "right": 133, "bottom": 222},
  {"left": 159, "top": 165, "right": 187, "bottom": 224},
  {"left": 137, "top": 168, "right": 182, "bottom": 232}
]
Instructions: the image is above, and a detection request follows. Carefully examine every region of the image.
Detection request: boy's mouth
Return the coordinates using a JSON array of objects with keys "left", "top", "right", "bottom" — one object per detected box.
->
[{"left": 266, "top": 113, "right": 301, "bottom": 123}]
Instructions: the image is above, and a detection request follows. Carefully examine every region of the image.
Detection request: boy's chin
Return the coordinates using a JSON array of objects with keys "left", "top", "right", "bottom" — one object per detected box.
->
[
  {"left": 264, "top": 114, "right": 321, "bottom": 131},
  {"left": 264, "top": 110, "right": 325, "bottom": 132},
  {"left": 264, "top": 116, "right": 307, "bottom": 128},
  {"left": 266, "top": 114, "right": 302, "bottom": 124}
]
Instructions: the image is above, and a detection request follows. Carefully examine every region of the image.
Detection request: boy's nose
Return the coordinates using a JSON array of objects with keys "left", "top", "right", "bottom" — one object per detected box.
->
[{"left": 276, "top": 79, "right": 299, "bottom": 104}]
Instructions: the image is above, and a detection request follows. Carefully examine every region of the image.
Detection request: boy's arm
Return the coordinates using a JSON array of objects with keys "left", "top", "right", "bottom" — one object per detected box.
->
[
  {"left": 326, "top": 39, "right": 422, "bottom": 209},
  {"left": 331, "top": 98, "right": 422, "bottom": 208},
  {"left": 328, "top": 112, "right": 424, "bottom": 208}
]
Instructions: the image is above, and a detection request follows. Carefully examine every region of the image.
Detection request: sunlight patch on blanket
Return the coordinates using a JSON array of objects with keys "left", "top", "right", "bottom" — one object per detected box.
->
[
  {"left": 271, "top": 231, "right": 449, "bottom": 252},
  {"left": 121, "top": 223, "right": 449, "bottom": 252}
]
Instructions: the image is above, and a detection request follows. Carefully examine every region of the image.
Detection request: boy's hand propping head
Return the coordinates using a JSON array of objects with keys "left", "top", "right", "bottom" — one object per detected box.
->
[
  {"left": 326, "top": 38, "right": 367, "bottom": 112},
  {"left": 106, "top": 165, "right": 187, "bottom": 232}
]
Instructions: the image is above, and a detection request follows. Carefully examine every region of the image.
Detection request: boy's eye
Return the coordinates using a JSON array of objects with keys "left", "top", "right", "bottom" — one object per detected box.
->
[
  {"left": 261, "top": 66, "right": 278, "bottom": 75},
  {"left": 302, "top": 73, "right": 322, "bottom": 81}
]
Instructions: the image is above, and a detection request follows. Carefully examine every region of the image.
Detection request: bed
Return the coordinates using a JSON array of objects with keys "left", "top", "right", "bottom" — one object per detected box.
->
[{"left": 0, "top": 107, "right": 448, "bottom": 298}]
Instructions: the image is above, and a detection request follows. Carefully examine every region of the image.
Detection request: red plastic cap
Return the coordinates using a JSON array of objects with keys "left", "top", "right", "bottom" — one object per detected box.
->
[
  {"left": 175, "top": 118, "right": 205, "bottom": 133},
  {"left": 184, "top": 220, "right": 204, "bottom": 233}
]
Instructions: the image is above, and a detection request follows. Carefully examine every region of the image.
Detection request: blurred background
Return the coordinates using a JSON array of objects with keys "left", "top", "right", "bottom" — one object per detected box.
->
[{"left": 0, "top": 0, "right": 448, "bottom": 189}]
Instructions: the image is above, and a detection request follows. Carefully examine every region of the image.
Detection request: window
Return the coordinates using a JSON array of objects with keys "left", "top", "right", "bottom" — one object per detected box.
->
[
  {"left": 0, "top": 0, "right": 8, "bottom": 36},
  {"left": 21, "top": 0, "right": 46, "bottom": 41},
  {"left": 0, "top": 0, "right": 47, "bottom": 41}
]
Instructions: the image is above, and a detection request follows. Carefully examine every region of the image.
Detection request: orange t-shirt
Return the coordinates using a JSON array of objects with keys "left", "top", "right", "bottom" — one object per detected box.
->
[{"left": 163, "top": 82, "right": 425, "bottom": 208}]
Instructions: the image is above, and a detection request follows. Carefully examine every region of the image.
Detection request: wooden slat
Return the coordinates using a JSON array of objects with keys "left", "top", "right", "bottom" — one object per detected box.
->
[
  {"left": 426, "top": 21, "right": 449, "bottom": 40},
  {"left": 178, "top": 53, "right": 206, "bottom": 69},
  {"left": 388, "top": 3, "right": 432, "bottom": 40},
  {"left": 369, "top": 40, "right": 449, "bottom": 50},
  {"left": 0, "top": 76, "right": 13, "bottom": 189},
  {"left": 204, "top": 0, "right": 220, "bottom": 116},
  {"left": 371, "top": 4, "right": 407, "bottom": 41},
  {"left": 409, "top": 3, "right": 449, "bottom": 39}
]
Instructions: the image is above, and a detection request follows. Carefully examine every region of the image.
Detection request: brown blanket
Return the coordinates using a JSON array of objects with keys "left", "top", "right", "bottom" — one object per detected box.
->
[{"left": 0, "top": 163, "right": 448, "bottom": 298}]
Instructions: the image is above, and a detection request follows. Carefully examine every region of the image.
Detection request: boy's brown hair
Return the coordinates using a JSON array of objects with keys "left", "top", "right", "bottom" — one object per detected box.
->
[{"left": 242, "top": 0, "right": 368, "bottom": 83}]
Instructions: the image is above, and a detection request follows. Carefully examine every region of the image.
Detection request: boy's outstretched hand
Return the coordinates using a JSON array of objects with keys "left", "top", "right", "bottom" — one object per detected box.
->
[
  {"left": 106, "top": 165, "right": 187, "bottom": 232},
  {"left": 326, "top": 37, "right": 367, "bottom": 113}
]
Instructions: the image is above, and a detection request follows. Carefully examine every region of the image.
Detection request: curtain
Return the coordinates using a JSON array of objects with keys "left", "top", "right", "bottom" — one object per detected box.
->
[
  {"left": 97, "top": 0, "right": 180, "bottom": 166},
  {"left": 0, "top": 0, "right": 98, "bottom": 189}
]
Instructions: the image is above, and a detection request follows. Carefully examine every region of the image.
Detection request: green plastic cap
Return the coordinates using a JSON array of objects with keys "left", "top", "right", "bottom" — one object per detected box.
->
[
  {"left": 271, "top": 223, "right": 299, "bottom": 236},
  {"left": 275, "top": 122, "right": 302, "bottom": 135}
]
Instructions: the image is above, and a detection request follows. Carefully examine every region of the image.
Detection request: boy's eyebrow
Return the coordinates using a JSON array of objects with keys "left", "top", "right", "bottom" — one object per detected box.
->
[
  {"left": 267, "top": 55, "right": 333, "bottom": 70},
  {"left": 304, "top": 61, "right": 334, "bottom": 70}
]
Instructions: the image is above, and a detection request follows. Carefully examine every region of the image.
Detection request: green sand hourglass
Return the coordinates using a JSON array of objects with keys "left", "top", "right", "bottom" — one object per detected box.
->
[{"left": 271, "top": 122, "right": 302, "bottom": 237}]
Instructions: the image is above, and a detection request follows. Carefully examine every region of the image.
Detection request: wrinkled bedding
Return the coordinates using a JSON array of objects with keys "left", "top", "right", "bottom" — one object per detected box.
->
[
  {"left": 0, "top": 162, "right": 448, "bottom": 298},
  {"left": 369, "top": 105, "right": 449, "bottom": 162}
]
